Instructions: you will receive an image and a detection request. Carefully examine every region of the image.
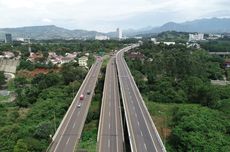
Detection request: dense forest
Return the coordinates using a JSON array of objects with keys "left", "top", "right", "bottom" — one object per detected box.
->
[
  {"left": 156, "top": 31, "right": 189, "bottom": 43},
  {"left": 0, "top": 62, "right": 88, "bottom": 151},
  {"left": 0, "top": 63, "right": 87, "bottom": 152},
  {"left": 125, "top": 41, "right": 230, "bottom": 152},
  {"left": 200, "top": 38, "right": 230, "bottom": 52}
]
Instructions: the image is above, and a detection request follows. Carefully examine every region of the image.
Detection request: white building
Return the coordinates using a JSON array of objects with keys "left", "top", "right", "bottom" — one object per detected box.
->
[
  {"left": 207, "top": 34, "right": 223, "bottom": 40},
  {"left": 95, "top": 35, "right": 110, "bottom": 40},
  {"left": 65, "top": 52, "right": 78, "bottom": 59},
  {"left": 61, "top": 57, "right": 76, "bottom": 64},
  {"left": 189, "top": 33, "right": 204, "bottom": 41},
  {"left": 78, "top": 56, "right": 88, "bottom": 67},
  {"left": 16, "top": 38, "right": 25, "bottom": 42},
  {"left": 134, "top": 36, "right": 142, "bottom": 39},
  {"left": 48, "top": 52, "right": 77, "bottom": 65},
  {"left": 151, "top": 38, "right": 157, "bottom": 43},
  {"left": 164, "top": 42, "right": 176, "bottom": 45},
  {"left": 3, "top": 52, "right": 15, "bottom": 59},
  {"left": 116, "top": 28, "right": 122, "bottom": 40},
  {"left": 187, "top": 43, "right": 200, "bottom": 49}
]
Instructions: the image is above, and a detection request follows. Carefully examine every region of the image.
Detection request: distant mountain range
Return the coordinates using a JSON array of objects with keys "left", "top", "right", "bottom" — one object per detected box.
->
[
  {"left": 0, "top": 18, "right": 230, "bottom": 40},
  {"left": 0, "top": 25, "right": 104, "bottom": 40},
  {"left": 124, "top": 18, "right": 230, "bottom": 37}
]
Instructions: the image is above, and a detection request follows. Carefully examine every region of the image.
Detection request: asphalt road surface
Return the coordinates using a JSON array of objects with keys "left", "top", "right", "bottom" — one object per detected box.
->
[
  {"left": 48, "top": 58, "right": 102, "bottom": 152},
  {"left": 98, "top": 57, "right": 124, "bottom": 152},
  {"left": 116, "top": 45, "right": 166, "bottom": 152}
]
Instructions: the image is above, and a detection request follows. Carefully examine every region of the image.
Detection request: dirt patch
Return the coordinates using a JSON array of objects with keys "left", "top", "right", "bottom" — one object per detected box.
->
[
  {"left": 152, "top": 116, "right": 172, "bottom": 139},
  {"left": 17, "top": 68, "right": 60, "bottom": 78},
  {"left": 18, "top": 108, "right": 29, "bottom": 119}
]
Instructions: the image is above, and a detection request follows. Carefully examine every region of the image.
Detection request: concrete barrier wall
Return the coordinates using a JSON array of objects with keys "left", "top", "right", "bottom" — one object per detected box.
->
[{"left": 0, "top": 59, "right": 19, "bottom": 73}]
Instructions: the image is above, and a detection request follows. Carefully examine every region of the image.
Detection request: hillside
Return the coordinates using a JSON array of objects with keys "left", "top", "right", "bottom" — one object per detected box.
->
[
  {"left": 0, "top": 25, "right": 103, "bottom": 40},
  {"left": 0, "top": 18, "right": 230, "bottom": 39},
  {"left": 124, "top": 18, "right": 230, "bottom": 37}
]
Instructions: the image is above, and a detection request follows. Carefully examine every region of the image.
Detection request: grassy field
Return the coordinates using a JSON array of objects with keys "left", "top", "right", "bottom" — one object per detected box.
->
[
  {"left": 145, "top": 101, "right": 175, "bottom": 142},
  {"left": 0, "top": 95, "right": 9, "bottom": 102},
  {"left": 144, "top": 99, "right": 195, "bottom": 146},
  {"left": 77, "top": 100, "right": 99, "bottom": 152}
]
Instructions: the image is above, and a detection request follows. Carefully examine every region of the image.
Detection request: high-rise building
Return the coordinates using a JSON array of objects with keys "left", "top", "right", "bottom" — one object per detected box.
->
[
  {"left": 116, "top": 28, "right": 122, "bottom": 40},
  {"left": 5, "top": 34, "right": 12, "bottom": 43},
  {"left": 189, "top": 33, "right": 204, "bottom": 41}
]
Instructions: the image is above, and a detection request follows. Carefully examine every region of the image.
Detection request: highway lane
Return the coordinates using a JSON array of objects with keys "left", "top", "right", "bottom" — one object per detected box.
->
[
  {"left": 48, "top": 58, "right": 102, "bottom": 152},
  {"left": 98, "top": 57, "right": 124, "bottom": 152},
  {"left": 116, "top": 45, "right": 166, "bottom": 152}
]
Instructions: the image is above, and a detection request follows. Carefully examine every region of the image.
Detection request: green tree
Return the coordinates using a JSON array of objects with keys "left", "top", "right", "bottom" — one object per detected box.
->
[
  {"left": 33, "top": 121, "right": 53, "bottom": 140},
  {"left": 14, "top": 139, "right": 28, "bottom": 152},
  {"left": 17, "top": 59, "right": 35, "bottom": 71},
  {"left": 170, "top": 106, "right": 230, "bottom": 152},
  {"left": 0, "top": 71, "right": 5, "bottom": 86}
]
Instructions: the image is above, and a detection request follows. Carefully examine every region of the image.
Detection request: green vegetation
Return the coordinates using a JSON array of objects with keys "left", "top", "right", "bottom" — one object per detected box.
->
[
  {"left": 126, "top": 41, "right": 230, "bottom": 152},
  {"left": 200, "top": 38, "right": 230, "bottom": 52},
  {"left": 170, "top": 105, "right": 229, "bottom": 152},
  {"left": 156, "top": 31, "right": 189, "bottom": 43},
  {"left": 0, "top": 62, "right": 87, "bottom": 152},
  {"left": 0, "top": 40, "right": 125, "bottom": 58},
  {"left": 0, "top": 71, "right": 6, "bottom": 86},
  {"left": 0, "top": 95, "right": 9, "bottom": 102},
  {"left": 125, "top": 42, "right": 227, "bottom": 107},
  {"left": 87, "top": 54, "right": 96, "bottom": 68},
  {"left": 226, "top": 69, "right": 230, "bottom": 81}
]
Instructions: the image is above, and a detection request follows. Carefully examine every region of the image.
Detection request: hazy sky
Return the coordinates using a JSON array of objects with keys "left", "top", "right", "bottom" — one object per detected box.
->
[{"left": 0, "top": 0, "right": 229, "bottom": 32}]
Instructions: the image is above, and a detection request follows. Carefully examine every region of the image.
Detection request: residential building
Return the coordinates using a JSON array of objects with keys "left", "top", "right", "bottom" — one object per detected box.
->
[
  {"left": 207, "top": 34, "right": 223, "bottom": 40},
  {"left": 78, "top": 56, "right": 88, "bottom": 67},
  {"left": 65, "top": 52, "right": 78, "bottom": 59},
  {"left": 27, "top": 52, "right": 44, "bottom": 62},
  {"left": 127, "top": 51, "right": 145, "bottom": 60},
  {"left": 164, "top": 42, "right": 176, "bottom": 45},
  {"left": 189, "top": 33, "right": 204, "bottom": 41},
  {"left": 16, "top": 38, "right": 25, "bottom": 42},
  {"left": 50, "top": 58, "right": 61, "bottom": 65},
  {"left": 48, "top": 52, "right": 77, "bottom": 65},
  {"left": 224, "top": 61, "right": 230, "bottom": 68},
  {"left": 134, "top": 36, "right": 142, "bottom": 39},
  {"left": 61, "top": 57, "right": 76, "bottom": 64},
  {"left": 187, "top": 43, "right": 200, "bottom": 49}
]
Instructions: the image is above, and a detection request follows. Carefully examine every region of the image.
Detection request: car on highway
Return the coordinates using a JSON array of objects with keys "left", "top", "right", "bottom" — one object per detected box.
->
[
  {"left": 80, "top": 94, "right": 84, "bottom": 100},
  {"left": 87, "top": 90, "right": 91, "bottom": 95},
  {"left": 77, "top": 103, "right": 81, "bottom": 108}
]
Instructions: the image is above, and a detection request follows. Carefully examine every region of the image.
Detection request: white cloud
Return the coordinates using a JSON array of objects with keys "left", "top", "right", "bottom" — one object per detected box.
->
[
  {"left": 42, "top": 18, "right": 53, "bottom": 23},
  {"left": 0, "top": 0, "right": 229, "bottom": 31}
]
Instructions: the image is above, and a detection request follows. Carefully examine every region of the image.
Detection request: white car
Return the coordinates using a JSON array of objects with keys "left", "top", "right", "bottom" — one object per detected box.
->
[{"left": 77, "top": 103, "right": 81, "bottom": 108}]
